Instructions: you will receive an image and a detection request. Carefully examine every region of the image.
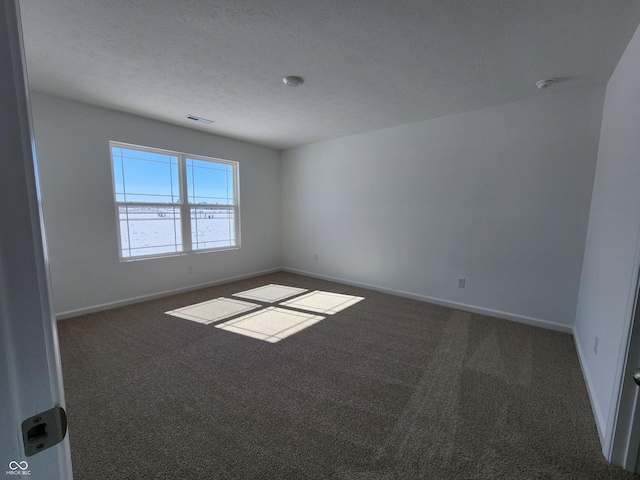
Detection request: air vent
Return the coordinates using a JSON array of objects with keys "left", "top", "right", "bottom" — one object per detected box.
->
[{"left": 186, "top": 115, "right": 214, "bottom": 124}]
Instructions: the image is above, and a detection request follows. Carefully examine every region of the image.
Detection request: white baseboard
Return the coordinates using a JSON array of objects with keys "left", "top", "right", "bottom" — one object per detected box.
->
[
  {"left": 55, "top": 267, "right": 281, "bottom": 320},
  {"left": 282, "top": 267, "right": 573, "bottom": 334},
  {"left": 572, "top": 327, "right": 608, "bottom": 450},
  {"left": 57, "top": 265, "right": 574, "bottom": 336}
]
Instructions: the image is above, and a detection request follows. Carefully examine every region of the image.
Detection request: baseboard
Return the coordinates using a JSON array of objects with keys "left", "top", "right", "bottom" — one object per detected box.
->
[
  {"left": 57, "top": 265, "right": 574, "bottom": 336},
  {"left": 282, "top": 267, "right": 573, "bottom": 334},
  {"left": 55, "top": 267, "right": 281, "bottom": 320},
  {"left": 572, "top": 327, "right": 608, "bottom": 449}
]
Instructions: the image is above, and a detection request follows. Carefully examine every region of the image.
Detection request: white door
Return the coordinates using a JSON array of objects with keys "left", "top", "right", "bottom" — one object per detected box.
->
[{"left": 0, "top": 1, "right": 73, "bottom": 478}]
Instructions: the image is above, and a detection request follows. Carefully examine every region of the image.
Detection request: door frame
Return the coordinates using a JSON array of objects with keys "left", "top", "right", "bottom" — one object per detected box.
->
[
  {"left": 607, "top": 246, "right": 640, "bottom": 471},
  {"left": 0, "top": 1, "right": 72, "bottom": 478}
]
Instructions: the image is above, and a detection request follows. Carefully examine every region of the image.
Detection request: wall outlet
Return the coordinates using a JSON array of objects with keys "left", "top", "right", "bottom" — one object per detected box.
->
[
  {"left": 187, "top": 265, "right": 193, "bottom": 274},
  {"left": 594, "top": 336, "right": 599, "bottom": 355},
  {"left": 457, "top": 277, "right": 465, "bottom": 288},
  {"left": 314, "top": 254, "right": 318, "bottom": 261}
]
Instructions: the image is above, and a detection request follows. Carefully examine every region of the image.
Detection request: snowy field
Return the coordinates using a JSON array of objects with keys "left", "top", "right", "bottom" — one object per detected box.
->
[{"left": 119, "top": 207, "right": 235, "bottom": 257}]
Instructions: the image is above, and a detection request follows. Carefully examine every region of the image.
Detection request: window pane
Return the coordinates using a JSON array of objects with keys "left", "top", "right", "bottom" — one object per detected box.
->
[
  {"left": 119, "top": 205, "right": 182, "bottom": 257},
  {"left": 112, "top": 147, "right": 180, "bottom": 203},
  {"left": 186, "top": 157, "right": 234, "bottom": 205},
  {"left": 191, "top": 207, "right": 235, "bottom": 250},
  {"left": 112, "top": 150, "right": 125, "bottom": 202}
]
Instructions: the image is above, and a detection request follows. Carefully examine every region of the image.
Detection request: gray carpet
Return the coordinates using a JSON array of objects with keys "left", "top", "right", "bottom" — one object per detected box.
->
[{"left": 56, "top": 272, "right": 638, "bottom": 479}]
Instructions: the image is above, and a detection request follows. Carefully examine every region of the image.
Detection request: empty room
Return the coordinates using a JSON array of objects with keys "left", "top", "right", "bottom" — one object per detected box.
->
[{"left": 3, "top": 0, "right": 640, "bottom": 478}]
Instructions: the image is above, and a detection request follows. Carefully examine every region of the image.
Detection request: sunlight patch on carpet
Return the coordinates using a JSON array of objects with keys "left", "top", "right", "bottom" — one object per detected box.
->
[
  {"left": 280, "top": 290, "right": 365, "bottom": 315},
  {"left": 232, "top": 284, "right": 308, "bottom": 303},
  {"left": 165, "top": 297, "right": 260, "bottom": 324},
  {"left": 215, "top": 307, "right": 325, "bottom": 343}
]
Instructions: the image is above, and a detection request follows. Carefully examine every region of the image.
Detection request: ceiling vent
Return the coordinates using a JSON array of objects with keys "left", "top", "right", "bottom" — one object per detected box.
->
[{"left": 186, "top": 114, "right": 214, "bottom": 124}]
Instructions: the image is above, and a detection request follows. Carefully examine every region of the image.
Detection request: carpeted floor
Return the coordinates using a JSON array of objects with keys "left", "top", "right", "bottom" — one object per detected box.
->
[{"left": 56, "top": 272, "right": 639, "bottom": 479}]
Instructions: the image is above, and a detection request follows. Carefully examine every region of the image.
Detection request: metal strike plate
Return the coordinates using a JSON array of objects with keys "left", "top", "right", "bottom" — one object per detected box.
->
[{"left": 21, "top": 407, "right": 67, "bottom": 457}]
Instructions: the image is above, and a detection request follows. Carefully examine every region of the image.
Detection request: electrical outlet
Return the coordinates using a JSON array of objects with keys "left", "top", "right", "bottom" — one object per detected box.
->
[
  {"left": 594, "top": 336, "right": 599, "bottom": 355},
  {"left": 187, "top": 265, "right": 193, "bottom": 274},
  {"left": 314, "top": 254, "right": 318, "bottom": 261},
  {"left": 457, "top": 277, "right": 465, "bottom": 288}
]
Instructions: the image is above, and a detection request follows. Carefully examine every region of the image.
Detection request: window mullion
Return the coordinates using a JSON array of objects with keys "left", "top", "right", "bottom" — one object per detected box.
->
[
  {"left": 233, "top": 164, "right": 240, "bottom": 248},
  {"left": 178, "top": 154, "right": 192, "bottom": 252}
]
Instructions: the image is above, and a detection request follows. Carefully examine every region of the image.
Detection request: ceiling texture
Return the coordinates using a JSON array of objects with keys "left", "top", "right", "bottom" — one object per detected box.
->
[{"left": 18, "top": 0, "right": 640, "bottom": 150}]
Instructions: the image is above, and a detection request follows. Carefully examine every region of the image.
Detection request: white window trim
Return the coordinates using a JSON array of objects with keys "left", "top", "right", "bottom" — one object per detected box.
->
[{"left": 109, "top": 141, "right": 240, "bottom": 261}]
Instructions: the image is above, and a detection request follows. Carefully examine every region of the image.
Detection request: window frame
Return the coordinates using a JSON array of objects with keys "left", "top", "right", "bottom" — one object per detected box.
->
[{"left": 109, "top": 141, "right": 240, "bottom": 261}]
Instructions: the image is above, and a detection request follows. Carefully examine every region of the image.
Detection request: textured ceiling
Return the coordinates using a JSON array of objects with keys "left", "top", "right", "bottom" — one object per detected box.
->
[{"left": 18, "top": 0, "right": 640, "bottom": 150}]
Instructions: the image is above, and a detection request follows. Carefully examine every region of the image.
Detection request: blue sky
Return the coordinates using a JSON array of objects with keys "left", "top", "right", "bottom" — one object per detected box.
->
[{"left": 112, "top": 146, "right": 233, "bottom": 204}]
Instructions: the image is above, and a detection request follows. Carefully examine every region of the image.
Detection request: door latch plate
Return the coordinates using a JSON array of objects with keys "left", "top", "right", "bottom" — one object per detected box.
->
[{"left": 21, "top": 407, "right": 67, "bottom": 457}]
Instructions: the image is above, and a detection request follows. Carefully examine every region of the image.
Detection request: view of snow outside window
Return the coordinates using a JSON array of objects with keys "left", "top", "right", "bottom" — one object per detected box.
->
[{"left": 111, "top": 145, "right": 237, "bottom": 259}]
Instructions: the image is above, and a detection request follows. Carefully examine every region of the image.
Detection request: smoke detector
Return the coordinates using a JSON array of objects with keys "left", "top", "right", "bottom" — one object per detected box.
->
[
  {"left": 536, "top": 78, "right": 556, "bottom": 90},
  {"left": 283, "top": 75, "right": 304, "bottom": 87}
]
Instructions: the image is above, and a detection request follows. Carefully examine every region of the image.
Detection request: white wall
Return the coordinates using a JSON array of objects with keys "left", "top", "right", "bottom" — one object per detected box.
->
[
  {"left": 30, "top": 93, "right": 281, "bottom": 317},
  {"left": 574, "top": 22, "right": 640, "bottom": 455},
  {"left": 281, "top": 86, "right": 605, "bottom": 330}
]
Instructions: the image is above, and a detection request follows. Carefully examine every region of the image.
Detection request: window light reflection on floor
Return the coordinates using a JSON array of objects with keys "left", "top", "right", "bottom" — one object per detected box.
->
[
  {"left": 280, "top": 290, "right": 365, "bottom": 315},
  {"left": 232, "top": 284, "right": 308, "bottom": 303},
  {"left": 215, "top": 307, "right": 325, "bottom": 343},
  {"left": 165, "top": 297, "right": 260, "bottom": 324},
  {"left": 164, "top": 284, "right": 366, "bottom": 343}
]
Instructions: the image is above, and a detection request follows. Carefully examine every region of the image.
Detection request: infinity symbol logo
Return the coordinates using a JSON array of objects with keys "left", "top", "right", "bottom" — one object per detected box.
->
[{"left": 8, "top": 461, "right": 28, "bottom": 470}]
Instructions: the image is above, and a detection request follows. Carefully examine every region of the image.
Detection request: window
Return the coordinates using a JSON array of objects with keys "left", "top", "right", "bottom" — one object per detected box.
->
[{"left": 110, "top": 142, "right": 239, "bottom": 259}]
